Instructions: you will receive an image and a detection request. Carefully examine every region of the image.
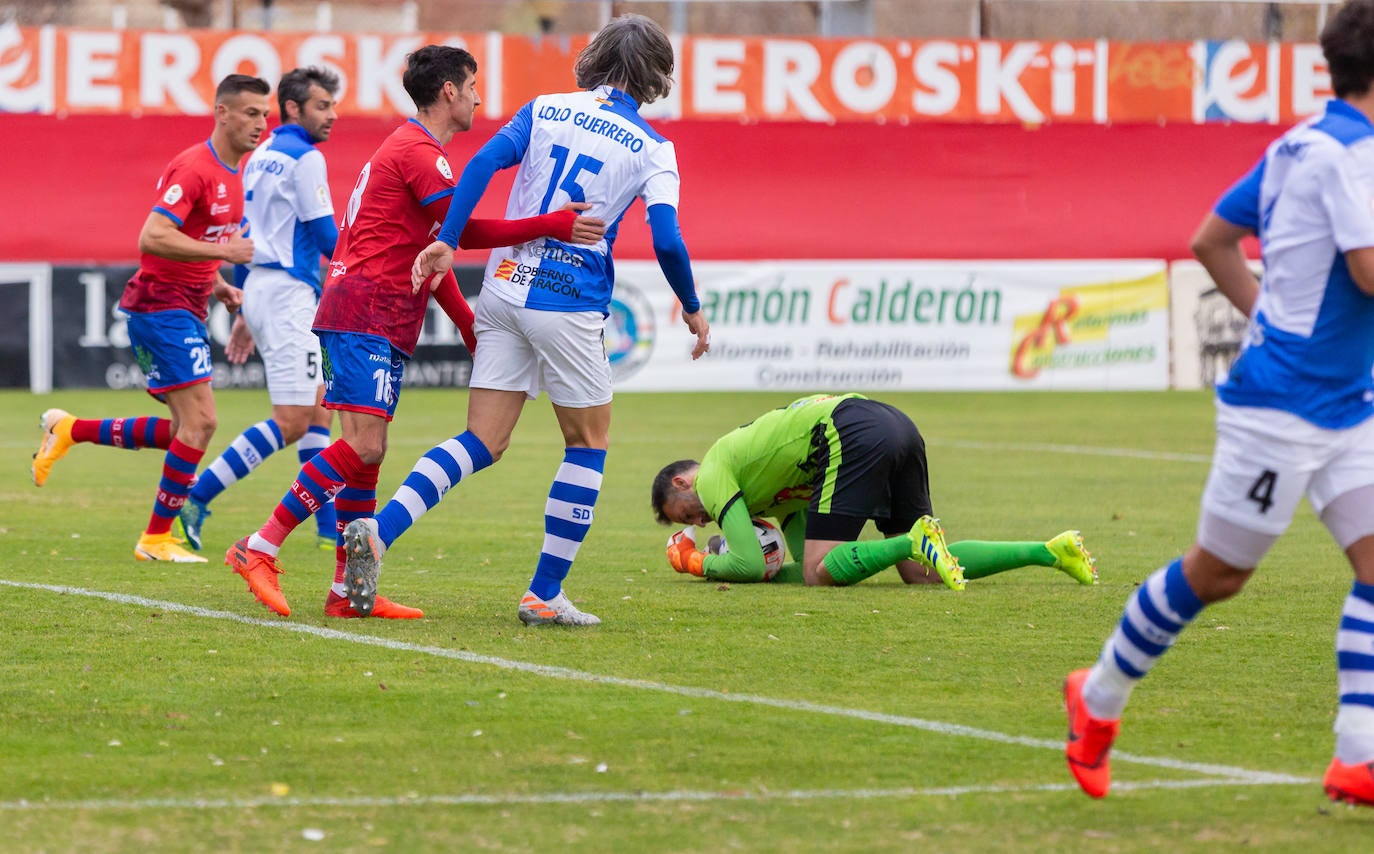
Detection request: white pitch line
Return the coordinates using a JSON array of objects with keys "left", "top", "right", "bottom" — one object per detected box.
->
[
  {"left": 928, "top": 439, "right": 1210, "bottom": 464},
  {"left": 0, "top": 580, "right": 1309, "bottom": 787},
  {"left": 0, "top": 776, "right": 1315, "bottom": 813}
]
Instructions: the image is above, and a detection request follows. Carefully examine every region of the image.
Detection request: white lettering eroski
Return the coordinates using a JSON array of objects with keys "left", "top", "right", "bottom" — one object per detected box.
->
[
  {"left": 976, "top": 41, "right": 1042, "bottom": 122},
  {"left": 0, "top": 21, "right": 55, "bottom": 112},
  {"left": 140, "top": 32, "right": 207, "bottom": 113},
  {"left": 355, "top": 35, "right": 423, "bottom": 112}
]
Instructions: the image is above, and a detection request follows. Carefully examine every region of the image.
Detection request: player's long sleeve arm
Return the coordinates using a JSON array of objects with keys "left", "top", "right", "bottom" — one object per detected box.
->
[
  {"left": 459, "top": 213, "right": 577, "bottom": 250},
  {"left": 304, "top": 214, "right": 339, "bottom": 260},
  {"left": 436, "top": 134, "right": 522, "bottom": 249},
  {"left": 433, "top": 271, "right": 477, "bottom": 353},
  {"left": 647, "top": 203, "right": 700, "bottom": 313},
  {"left": 701, "top": 501, "right": 767, "bottom": 583}
]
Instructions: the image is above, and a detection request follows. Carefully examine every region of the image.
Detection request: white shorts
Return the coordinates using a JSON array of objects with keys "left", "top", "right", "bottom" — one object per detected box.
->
[
  {"left": 468, "top": 290, "right": 612, "bottom": 408},
  {"left": 1199, "top": 399, "right": 1374, "bottom": 537},
  {"left": 240, "top": 267, "right": 324, "bottom": 407}
]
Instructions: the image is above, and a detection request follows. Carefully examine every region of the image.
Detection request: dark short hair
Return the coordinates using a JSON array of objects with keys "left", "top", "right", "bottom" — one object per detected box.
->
[
  {"left": 574, "top": 14, "right": 674, "bottom": 105},
  {"left": 277, "top": 66, "right": 340, "bottom": 122},
  {"left": 650, "top": 459, "right": 698, "bottom": 525},
  {"left": 215, "top": 73, "right": 270, "bottom": 104},
  {"left": 403, "top": 45, "right": 478, "bottom": 109},
  {"left": 1322, "top": 0, "right": 1374, "bottom": 99}
]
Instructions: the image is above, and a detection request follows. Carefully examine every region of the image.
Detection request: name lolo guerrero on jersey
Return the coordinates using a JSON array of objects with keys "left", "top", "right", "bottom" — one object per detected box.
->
[{"left": 536, "top": 105, "right": 646, "bottom": 152}]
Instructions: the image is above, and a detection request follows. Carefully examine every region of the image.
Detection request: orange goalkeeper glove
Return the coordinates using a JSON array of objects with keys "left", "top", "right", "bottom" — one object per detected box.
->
[{"left": 666, "top": 528, "right": 706, "bottom": 576}]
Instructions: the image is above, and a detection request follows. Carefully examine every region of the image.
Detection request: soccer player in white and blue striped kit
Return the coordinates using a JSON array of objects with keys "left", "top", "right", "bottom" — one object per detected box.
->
[
  {"left": 178, "top": 67, "right": 342, "bottom": 552},
  {"left": 341, "top": 14, "right": 711, "bottom": 626},
  {"left": 1065, "top": 0, "right": 1374, "bottom": 806}
]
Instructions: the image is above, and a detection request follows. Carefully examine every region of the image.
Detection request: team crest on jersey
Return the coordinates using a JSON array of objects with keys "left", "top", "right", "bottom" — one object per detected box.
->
[
  {"left": 493, "top": 258, "right": 517, "bottom": 280},
  {"left": 436, "top": 156, "right": 453, "bottom": 181},
  {"left": 216, "top": 182, "right": 227, "bottom": 198},
  {"left": 607, "top": 281, "right": 655, "bottom": 382},
  {"left": 162, "top": 184, "right": 183, "bottom": 205}
]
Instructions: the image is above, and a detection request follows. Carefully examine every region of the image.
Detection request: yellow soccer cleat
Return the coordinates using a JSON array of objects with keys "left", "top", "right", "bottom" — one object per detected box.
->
[
  {"left": 32, "top": 409, "right": 76, "bottom": 487},
  {"left": 1047, "top": 530, "right": 1098, "bottom": 585},
  {"left": 134, "top": 532, "right": 209, "bottom": 563},
  {"left": 908, "top": 515, "right": 965, "bottom": 591}
]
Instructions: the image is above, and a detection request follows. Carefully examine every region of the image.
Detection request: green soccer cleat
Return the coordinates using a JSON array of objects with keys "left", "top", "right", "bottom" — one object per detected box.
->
[
  {"left": 175, "top": 496, "right": 212, "bottom": 551},
  {"left": 908, "top": 515, "right": 965, "bottom": 591},
  {"left": 1047, "top": 530, "right": 1098, "bottom": 585}
]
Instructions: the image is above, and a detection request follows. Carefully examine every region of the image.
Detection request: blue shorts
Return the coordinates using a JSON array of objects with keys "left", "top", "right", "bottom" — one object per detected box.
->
[
  {"left": 125, "top": 309, "right": 214, "bottom": 399},
  {"left": 317, "top": 331, "right": 406, "bottom": 421}
]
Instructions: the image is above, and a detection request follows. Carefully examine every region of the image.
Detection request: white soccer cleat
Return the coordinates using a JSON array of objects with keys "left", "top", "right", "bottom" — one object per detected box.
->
[
  {"left": 342, "top": 518, "right": 385, "bottom": 617},
  {"left": 518, "top": 591, "right": 601, "bottom": 626}
]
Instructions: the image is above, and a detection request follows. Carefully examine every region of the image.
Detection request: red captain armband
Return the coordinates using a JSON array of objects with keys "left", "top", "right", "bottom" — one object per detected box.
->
[
  {"left": 458, "top": 210, "right": 577, "bottom": 250},
  {"left": 433, "top": 272, "right": 477, "bottom": 353}
]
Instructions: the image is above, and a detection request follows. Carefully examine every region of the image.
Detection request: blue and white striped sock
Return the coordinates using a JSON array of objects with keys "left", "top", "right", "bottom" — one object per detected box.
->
[
  {"left": 528, "top": 447, "right": 606, "bottom": 601},
  {"left": 298, "top": 425, "right": 336, "bottom": 540},
  {"left": 1083, "top": 557, "right": 1204, "bottom": 719},
  {"left": 374, "top": 431, "right": 494, "bottom": 547},
  {"left": 190, "top": 419, "right": 284, "bottom": 505},
  {"left": 1336, "top": 582, "right": 1374, "bottom": 764}
]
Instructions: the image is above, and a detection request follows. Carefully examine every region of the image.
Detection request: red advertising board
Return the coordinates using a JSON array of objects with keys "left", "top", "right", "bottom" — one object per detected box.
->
[{"left": 0, "top": 113, "right": 1278, "bottom": 264}]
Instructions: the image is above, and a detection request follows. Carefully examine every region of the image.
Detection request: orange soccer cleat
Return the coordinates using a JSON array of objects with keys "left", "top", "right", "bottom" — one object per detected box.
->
[
  {"left": 32, "top": 409, "right": 76, "bottom": 487},
  {"left": 1324, "top": 758, "right": 1374, "bottom": 807},
  {"left": 324, "top": 591, "right": 423, "bottom": 619},
  {"left": 1064, "top": 668, "right": 1120, "bottom": 799},
  {"left": 225, "top": 536, "right": 290, "bottom": 616}
]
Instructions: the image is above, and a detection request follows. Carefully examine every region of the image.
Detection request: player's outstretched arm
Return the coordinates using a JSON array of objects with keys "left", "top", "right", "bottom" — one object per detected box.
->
[{"left": 459, "top": 203, "right": 606, "bottom": 250}]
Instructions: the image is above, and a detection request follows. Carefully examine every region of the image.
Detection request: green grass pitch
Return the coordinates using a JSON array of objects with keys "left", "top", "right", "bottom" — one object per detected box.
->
[{"left": 2, "top": 388, "right": 1371, "bottom": 851}]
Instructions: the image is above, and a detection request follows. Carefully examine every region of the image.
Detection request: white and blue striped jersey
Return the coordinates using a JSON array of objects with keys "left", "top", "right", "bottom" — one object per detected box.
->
[
  {"left": 480, "top": 85, "right": 681, "bottom": 313},
  {"left": 243, "top": 124, "right": 335, "bottom": 294},
  {"left": 1214, "top": 99, "right": 1374, "bottom": 428}
]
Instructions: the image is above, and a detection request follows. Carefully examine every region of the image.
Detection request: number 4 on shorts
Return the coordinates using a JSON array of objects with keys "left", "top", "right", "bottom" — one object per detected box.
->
[{"left": 1247, "top": 469, "right": 1278, "bottom": 514}]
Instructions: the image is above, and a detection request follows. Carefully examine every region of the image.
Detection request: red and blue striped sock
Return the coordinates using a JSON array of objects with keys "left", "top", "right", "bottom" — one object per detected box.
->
[
  {"left": 299, "top": 425, "right": 338, "bottom": 540},
  {"left": 249, "top": 440, "right": 365, "bottom": 556},
  {"left": 145, "top": 438, "right": 204, "bottom": 536},
  {"left": 71, "top": 416, "right": 172, "bottom": 450}
]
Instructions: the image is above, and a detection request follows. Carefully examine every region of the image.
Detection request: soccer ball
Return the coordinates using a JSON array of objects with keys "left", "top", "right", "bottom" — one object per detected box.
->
[{"left": 713, "top": 517, "right": 787, "bottom": 581}]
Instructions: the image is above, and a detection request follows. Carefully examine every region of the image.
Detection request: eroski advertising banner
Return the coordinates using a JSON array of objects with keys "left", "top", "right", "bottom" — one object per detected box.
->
[
  {"left": 606, "top": 260, "right": 1170, "bottom": 392},
  {"left": 0, "top": 23, "right": 1335, "bottom": 124}
]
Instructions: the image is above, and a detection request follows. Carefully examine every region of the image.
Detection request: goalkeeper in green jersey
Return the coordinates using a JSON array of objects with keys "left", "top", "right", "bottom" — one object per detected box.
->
[{"left": 650, "top": 393, "right": 1097, "bottom": 588}]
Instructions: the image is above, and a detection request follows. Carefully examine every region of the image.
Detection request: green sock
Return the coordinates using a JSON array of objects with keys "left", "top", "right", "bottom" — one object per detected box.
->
[
  {"left": 770, "top": 563, "right": 805, "bottom": 584},
  {"left": 822, "top": 535, "right": 913, "bottom": 586},
  {"left": 949, "top": 540, "right": 1054, "bottom": 580}
]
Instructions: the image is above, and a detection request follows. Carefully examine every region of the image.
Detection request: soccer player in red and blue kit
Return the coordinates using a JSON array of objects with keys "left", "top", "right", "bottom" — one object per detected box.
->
[
  {"left": 32, "top": 74, "right": 271, "bottom": 563},
  {"left": 223, "top": 46, "right": 606, "bottom": 618}
]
